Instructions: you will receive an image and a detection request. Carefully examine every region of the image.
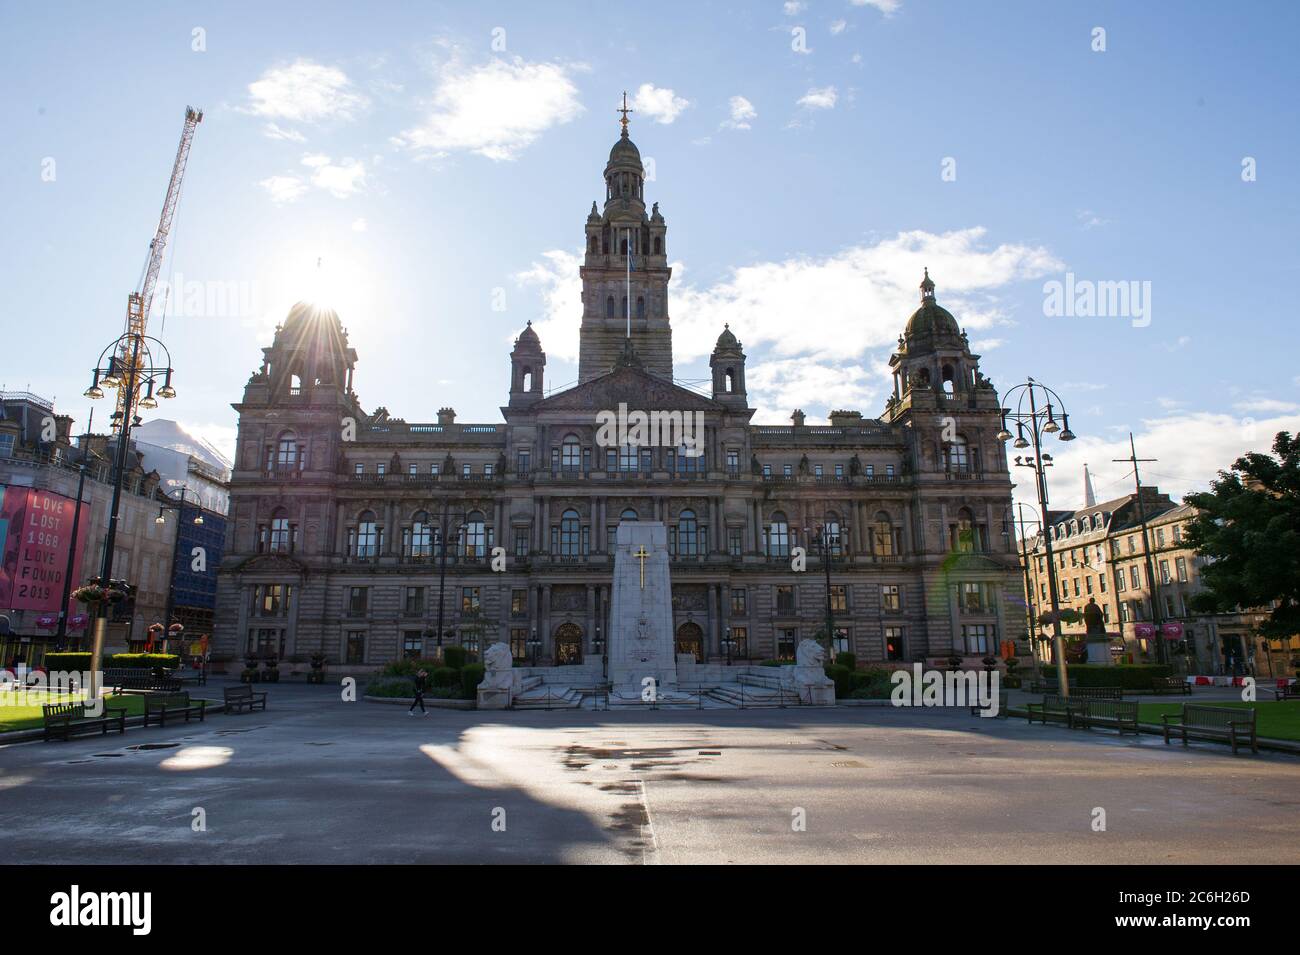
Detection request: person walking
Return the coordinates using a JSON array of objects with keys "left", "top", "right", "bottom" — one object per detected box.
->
[{"left": 409, "top": 668, "right": 429, "bottom": 716}]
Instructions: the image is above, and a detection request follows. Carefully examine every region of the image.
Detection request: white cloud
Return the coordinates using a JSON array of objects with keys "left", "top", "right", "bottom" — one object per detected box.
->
[
  {"left": 262, "top": 122, "right": 306, "bottom": 143},
  {"left": 831, "top": 19, "right": 848, "bottom": 34},
  {"left": 259, "top": 175, "right": 308, "bottom": 203},
  {"left": 1032, "top": 410, "right": 1300, "bottom": 515},
  {"left": 516, "top": 227, "right": 1062, "bottom": 423},
  {"left": 397, "top": 56, "right": 584, "bottom": 161},
  {"left": 723, "top": 95, "right": 757, "bottom": 130},
  {"left": 351, "top": 218, "right": 368, "bottom": 233},
  {"left": 972, "top": 338, "right": 1005, "bottom": 351},
  {"left": 746, "top": 360, "right": 877, "bottom": 423},
  {"left": 851, "top": 0, "right": 901, "bottom": 14},
  {"left": 244, "top": 59, "right": 369, "bottom": 123},
  {"left": 1233, "top": 397, "right": 1299, "bottom": 414},
  {"left": 1077, "top": 209, "right": 1109, "bottom": 229},
  {"left": 798, "top": 86, "right": 838, "bottom": 110},
  {"left": 783, "top": 1, "right": 806, "bottom": 13},
  {"left": 632, "top": 83, "right": 690, "bottom": 125},
  {"left": 301, "top": 155, "right": 367, "bottom": 197}
]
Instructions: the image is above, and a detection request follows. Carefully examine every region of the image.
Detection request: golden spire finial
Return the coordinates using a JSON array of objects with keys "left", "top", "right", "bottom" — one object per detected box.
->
[{"left": 617, "top": 90, "right": 634, "bottom": 135}]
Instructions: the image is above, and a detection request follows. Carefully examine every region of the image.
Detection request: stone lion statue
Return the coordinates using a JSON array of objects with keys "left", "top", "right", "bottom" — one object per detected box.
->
[
  {"left": 795, "top": 638, "right": 826, "bottom": 668},
  {"left": 481, "top": 641, "right": 513, "bottom": 690}
]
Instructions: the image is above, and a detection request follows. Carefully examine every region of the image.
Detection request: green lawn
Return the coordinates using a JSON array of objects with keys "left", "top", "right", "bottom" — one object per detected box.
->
[
  {"left": 1138, "top": 701, "right": 1300, "bottom": 741},
  {"left": 0, "top": 691, "right": 147, "bottom": 733}
]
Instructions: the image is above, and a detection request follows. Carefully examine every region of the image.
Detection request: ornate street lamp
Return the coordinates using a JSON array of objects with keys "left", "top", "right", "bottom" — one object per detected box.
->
[
  {"left": 998, "top": 377, "right": 1076, "bottom": 696},
  {"left": 84, "top": 332, "right": 177, "bottom": 692},
  {"left": 803, "top": 520, "right": 850, "bottom": 663}
]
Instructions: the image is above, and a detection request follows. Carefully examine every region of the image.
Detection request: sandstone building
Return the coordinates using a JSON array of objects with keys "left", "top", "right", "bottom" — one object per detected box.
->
[{"left": 213, "top": 122, "right": 1022, "bottom": 671}]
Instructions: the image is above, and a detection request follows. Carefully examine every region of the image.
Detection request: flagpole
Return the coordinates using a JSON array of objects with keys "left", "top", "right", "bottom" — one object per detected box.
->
[{"left": 626, "top": 226, "right": 631, "bottom": 339}]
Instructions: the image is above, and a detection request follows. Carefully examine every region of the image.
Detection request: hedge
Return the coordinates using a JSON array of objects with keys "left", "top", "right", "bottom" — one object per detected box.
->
[
  {"left": 461, "top": 663, "right": 485, "bottom": 698},
  {"left": 431, "top": 667, "right": 459, "bottom": 688},
  {"left": 1062, "top": 663, "right": 1172, "bottom": 690},
  {"left": 442, "top": 646, "right": 468, "bottom": 671},
  {"left": 823, "top": 664, "right": 853, "bottom": 699},
  {"left": 835, "top": 652, "right": 857, "bottom": 670},
  {"left": 107, "top": 653, "right": 181, "bottom": 669},
  {"left": 41, "top": 653, "right": 93, "bottom": 672},
  {"left": 380, "top": 657, "right": 443, "bottom": 678}
]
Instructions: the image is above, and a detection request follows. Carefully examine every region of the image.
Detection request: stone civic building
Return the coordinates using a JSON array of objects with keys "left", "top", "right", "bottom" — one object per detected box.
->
[{"left": 213, "top": 121, "right": 1022, "bottom": 671}]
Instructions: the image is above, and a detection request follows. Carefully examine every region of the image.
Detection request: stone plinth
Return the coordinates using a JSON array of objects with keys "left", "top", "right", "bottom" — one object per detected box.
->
[{"left": 608, "top": 521, "right": 676, "bottom": 690}]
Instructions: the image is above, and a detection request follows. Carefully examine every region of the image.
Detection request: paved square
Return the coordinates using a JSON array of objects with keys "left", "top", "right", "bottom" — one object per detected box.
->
[{"left": 2, "top": 681, "right": 1297, "bottom": 864}]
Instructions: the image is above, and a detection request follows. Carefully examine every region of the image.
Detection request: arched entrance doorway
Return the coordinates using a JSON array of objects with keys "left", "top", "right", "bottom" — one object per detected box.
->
[
  {"left": 554, "top": 622, "right": 584, "bottom": 665},
  {"left": 675, "top": 622, "right": 704, "bottom": 662}
]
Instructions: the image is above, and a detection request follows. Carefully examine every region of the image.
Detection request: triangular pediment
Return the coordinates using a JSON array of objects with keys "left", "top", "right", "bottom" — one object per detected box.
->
[
  {"left": 236, "top": 553, "right": 309, "bottom": 576},
  {"left": 537, "top": 364, "right": 720, "bottom": 413}
]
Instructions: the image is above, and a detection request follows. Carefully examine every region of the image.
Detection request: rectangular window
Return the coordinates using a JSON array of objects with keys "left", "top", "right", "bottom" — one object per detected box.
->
[
  {"left": 830, "top": 585, "right": 848, "bottom": 613},
  {"left": 777, "top": 628, "right": 797, "bottom": 662},
  {"left": 728, "top": 626, "right": 749, "bottom": 659},
  {"left": 866, "top": 464, "right": 874, "bottom": 477},
  {"left": 832, "top": 627, "right": 850, "bottom": 654},
  {"left": 462, "top": 463, "right": 471, "bottom": 478},
  {"left": 1130, "top": 566, "right": 1141, "bottom": 590},
  {"left": 885, "top": 626, "right": 905, "bottom": 661},
  {"left": 1159, "top": 559, "right": 1171, "bottom": 584},
  {"left": 461, "top": 587, "right": 480, "bottom": 613},
  {"left": 347, "top": 586, "right": 368, "bottom": 616},
  {"left": 1085, "top": 575, "right": 1093, "bottom": 595},
  {"left": 511, "top": 589, "right": 527, "bottom": 616},
  {"left": 516, "top": 449, "right": 530, "bottom": 476},
  {"left": 353, "top": 462, "right": 363, "bottom": 475},
  {"left": 430, "top": 463, "right": 439, "bottom": 476},
  {"left": 775, "top": 585, "right": 795, "bottom": 614},
  {"left": 346, "top": 631, "right": 365, "bottom": 664},
  {"left": 962, "top": 623, "right": 994, "bottom": 655},
  {"left": 726, "top": 449, "right": 739, "bottom": 473},
  {"left": 881, "top": 584, "right": 901, "bottom": 612},
  {"left": 731, "top": 588, "right": 747, "bottom": 615},
  {"left": 960, "top": 582, "right": 983, "bottom": 613},
  {"left": 727, "top": 526, "right": 743, "bottom": 557},
  {"left": 1099, "top": 573, "right": 1107, "bottom": 594},
  {"left": 1172, "top": 524, "right": 1182, "bottom": 543},
  {"left": 377, "top": 463, "right": 386, "bottom": 476},
  {"left": 402, "top": 632, "right": 423, "bottom": 659},
  {"left": 762, "top": 464, "right": 772, "bottom": 478},
  {"left": 783, "top": 464, "right": 793, "bottom": 478},
  {"left": 885, "top": 464, "right": 895, "bottom": 477},
  {"left": 514, "top": 529, "right": 528, "bottom": 558},
  {"left": 408, "top": 463, "right": 418, "bottom": 476},
  {"left": 1156, "top": 527, "right": 1165, "bottom": 547},
  {"left": 510, "top": 628, "right": 529, "bottom": 663},
  {"left": 1175, "top": 556, "right": 1187, "bottom": 582},
  {"left": 404, "top": 586, "right": 424, "bottom": 615},
  {"left": 484, "top": 463, "right": 494, "bottom": 477},
  {"left": 814, "top": 464, "right": 823, "bottom": 477}
]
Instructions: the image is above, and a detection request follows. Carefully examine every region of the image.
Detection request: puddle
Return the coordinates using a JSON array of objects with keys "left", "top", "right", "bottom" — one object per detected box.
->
[{"left": 126, "top": 742, "right": 181, "bottom": 751}]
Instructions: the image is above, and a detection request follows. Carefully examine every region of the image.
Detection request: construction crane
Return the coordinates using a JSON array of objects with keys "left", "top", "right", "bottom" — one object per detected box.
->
[{"left": 111, "top": 106, "right": 202, "bottom": 431}]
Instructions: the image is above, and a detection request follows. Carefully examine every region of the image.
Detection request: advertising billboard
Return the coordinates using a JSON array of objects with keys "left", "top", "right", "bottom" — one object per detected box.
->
[{"left": 0, "top": 485, "right": 91, "bottom": 614}]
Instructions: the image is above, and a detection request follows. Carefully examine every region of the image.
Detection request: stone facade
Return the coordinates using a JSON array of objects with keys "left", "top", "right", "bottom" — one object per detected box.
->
[{"left": 213, "top": 125, "right": 1021, "bottom": 672}]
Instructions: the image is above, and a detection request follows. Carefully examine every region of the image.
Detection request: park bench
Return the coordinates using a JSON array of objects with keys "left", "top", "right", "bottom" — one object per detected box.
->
[
  {"left": 104, "top": 668, "right": 181, "bottom": 694},
  {"left": 1150, "top": 676, "right": 1191, "bottom": 695},
  {"left": 1269, "top": 683, "right": 1299, "bottom": 702},
  {"left": 173, "top": 667, "right": 207, "bottom": 687},
  {"left": 42, "top": 702, "right": 128, "bottom": 742},
  {"left": 143, "top": 692, "right": 208, "bottom": 727},
  {"left": 224, "top": 684, "right": 268, "bottom": 713},
  {"left": 1029, "top": 680, "right": 1059, "bottom": 695},
  {"left": 1026, "top": 693, "right": 1077, "bottom": 728},
  {"left": 1068, "top": 686, "right": 1124, "bottom": 700},
  {"left": 1162, "top": 704, "right": 1258, "bottom": 755},
  {"left": 1075, "top": 699, "right": 1140, "bottom": 735},
  {"left": 969, "top": 688, "right": 1009, "bottom": 717}
]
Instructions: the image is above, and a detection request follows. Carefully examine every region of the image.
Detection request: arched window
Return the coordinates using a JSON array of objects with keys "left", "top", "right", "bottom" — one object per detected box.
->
[
  {"left": 941, "top": 364, "right": 956, "bottom": 395},
  {"left": 676, "top": 509, "right": 699, "bottom": 557},
  {"left": 872, "top": 511, "right": 895, "bottom": 557},
  {"left": 561, "top": 434, "right": 581, "bottom": 469},
  {"left": 724, "top": 368, "right": 735, "bottom": 393},
  {"left": 621, "top": 295, "right": 628, "bottom": 317},
  {"left": 559, "top": 508, "right": 581, "bottom": 557},
  {"left": 462, "top": 511, "right": 486, "bottom": 558},
  {"left": 824, "top": 513, "right": 843, "bottom": 556},
  {"left": 588, "top": 235, "right": 597, "bottom": 253},
  {"left": 620, "top": 508, "right": 638, "bottom": 521},
  {"left": 354, "top": 510, "right": 379, "bottom": 558},
  {"left": 945, "top": 435, "right": 969, "bottom": 473},
  {"left": 521, "top": 368, "right": 532, "bottom": 391},
  {"left": 275, "top": 432, "right": 298, "bottom": 470},
  {"left": 767, "top": 511, "right": 790, "bottom": 558},
  {"left": 653, "top": 236, "right": 662, "bottom": 255},
  {"left": 605, "top": 296, "right": 615, "bottom": 318},
  {"left": 407, "top": 511, "right": 432, "bottom": 558},
  {"left": 269, "top": 507, "right": 292, "bottom": 553}
]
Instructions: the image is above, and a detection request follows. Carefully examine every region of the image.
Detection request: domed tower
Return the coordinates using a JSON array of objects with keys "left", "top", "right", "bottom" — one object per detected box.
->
[
  {"left": 577, "top": 94, "right": 673, "bottom": 382},
  {"left": 256, "top": 302, "right": 358, "bottom": 402},
  {"left": 508, "top": 320, "right": 546, "bottom": 408},
  {"left": 709, "top": 324, "right": 748, "bottom": 407},
  {"left": 887, "top": 269, "right": 981, "bottom": 404}
]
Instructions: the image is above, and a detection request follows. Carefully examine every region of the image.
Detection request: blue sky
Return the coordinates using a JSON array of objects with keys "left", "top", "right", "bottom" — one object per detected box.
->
[{"left": 2, "top": 0, "right": 1298, "bottom": 516}]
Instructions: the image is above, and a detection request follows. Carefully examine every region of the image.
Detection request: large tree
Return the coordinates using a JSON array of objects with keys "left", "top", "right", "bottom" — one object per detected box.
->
[{"left": 1184, "top": 431, "right": 1300, "bottom": 638}]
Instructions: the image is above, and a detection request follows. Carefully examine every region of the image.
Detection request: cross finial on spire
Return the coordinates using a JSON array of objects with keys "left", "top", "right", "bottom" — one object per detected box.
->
[{"left": 617, "top": 90, "right": 634, "bottom": 136}]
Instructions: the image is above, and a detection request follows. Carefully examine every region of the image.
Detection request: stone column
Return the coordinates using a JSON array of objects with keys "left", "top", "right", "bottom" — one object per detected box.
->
[
  {"left": 585, "top": 583, "right": 596, "bottom": 655},
  {"left": 541, "top": 583, "right": 552, "bottom": 662},
  {"left": 720, "top": 582, "right": 731, "bottom": 663}
]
